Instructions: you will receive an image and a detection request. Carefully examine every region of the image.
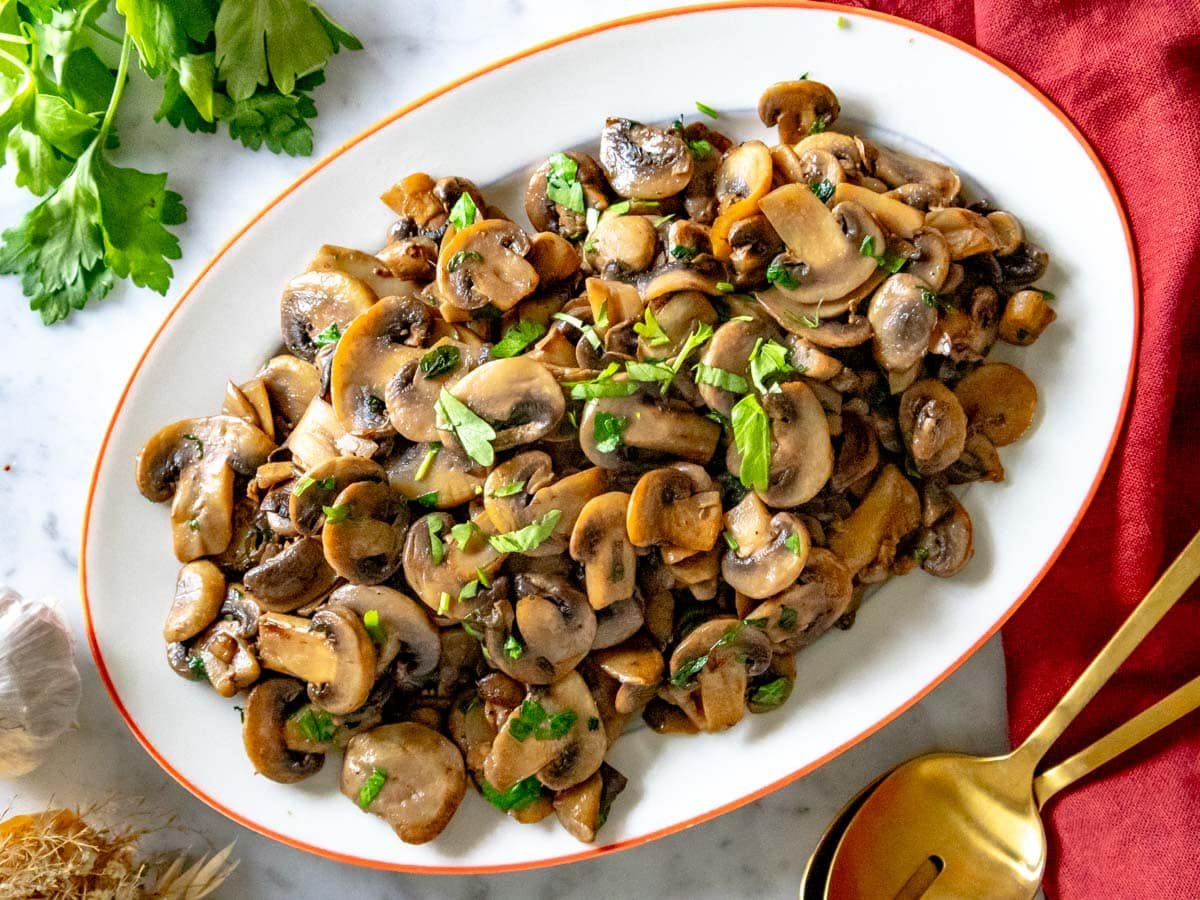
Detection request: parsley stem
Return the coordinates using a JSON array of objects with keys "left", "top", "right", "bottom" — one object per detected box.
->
[
  {"left": 99, "top": 32, "right": 134, "bottom": 146},
  {"left": 87, "top": 21, "right": 124, "bottom": 45}
]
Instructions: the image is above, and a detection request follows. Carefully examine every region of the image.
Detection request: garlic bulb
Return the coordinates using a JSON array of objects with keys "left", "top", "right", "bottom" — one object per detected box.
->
[{"left": 0, "top": 588, "right": 82, "bottom": 777}]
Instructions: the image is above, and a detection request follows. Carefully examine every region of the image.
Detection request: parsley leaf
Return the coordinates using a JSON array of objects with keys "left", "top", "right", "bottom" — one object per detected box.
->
[
  {"left": 695, "top": 100, "right": 719, "bottom": 119},
  {"left": 811, "top": 178, "right": 835, "bottom": 202},
  {"left": 670, "top": 322, "right": 714, "bottom": 373},
  {"left": 357, "top": 766, "right": 387, "bottom": 809},
  {"left": 292, "top": 706, "right": 335, "bottom": 743},
  {"left": 688, "top": 138, "right": 713, "bottom": 160},
  {"left": 488, "top": 509, "right": 562, "bottom": 554},
  {"left": 480, "top": 775, "right": 543, "bottom": 811},
  {"left": 750, "top": 677, "right": 792, "bottom": 711},
  {"left": 624, "top": 360, "right": 675, "bottom": 392},
  {"left": 313, "top": 322, "right": 340, "bottom": 346},
  {"left": 732, "top": 394, "right": 771, "bottom": 491},
  {"left": 414, "top": 442, "right": 440, "bottom": 481},
  {"left": 545, "top": 151, "right": 584, "bottom": 213},
  {"left": 492, "top": 319, "right": 546, "bottom": 358},
  {"left": 362, "top": 609, "right": 385, "bottom": 644},
  {"left": 593, "top": 411, "right": 628, "bottom": 453},
  {"left": 427, "top": 517, "right": 445, "bottom": 565},
  {"left": 568, "top": 362, "right": 638, "bottom": 400},
  {"left": 419, "top": 344, "right": 461, "bottom": 378},
  {"left": 490, "top": 479, "right": 526, "bottom": 498},
  {"left": 634, "top": 306, "right": 671, "bottom": 346},
  {"left": 450, "top": 521, "right": 481, "bottom": 547},
  {"left": 508, "top": 699, "right": 576, "bottom": 742},
  {"left": 552, "top": 311, "right": 601, "bottom": 349},
  {"left": 694, "top": 362, "right": 748, "bottom": 394},
  {"left": 322, "top": 503, "right": 349, "bottom": 524},
  {"left": 436, "top": 389, "right": 496, "bottom": 466},
  {"left": 748, "top": 338, "right": 797, "bottom": 394},
  {"left": 504, "top": 634, "right": 524, "bottom": 659},
  {"left": 449, "top": 191, "right": 478, "bottom": 230},
  {"left": 766, "top": 258, "right": 804, "bottom": 290},
  {"left": 785, "top": 532, "right": 804, "bottom": 555}
]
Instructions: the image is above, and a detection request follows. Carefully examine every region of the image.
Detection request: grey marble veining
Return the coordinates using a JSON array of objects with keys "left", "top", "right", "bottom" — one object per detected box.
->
[{"left": 0, "top": 2, "right": 1009, "bottom": 896}]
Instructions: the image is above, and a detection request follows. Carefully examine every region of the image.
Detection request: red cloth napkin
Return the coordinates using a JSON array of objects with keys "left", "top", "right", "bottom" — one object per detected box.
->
[{"left": 844, "top": 0, "right": 1200, "bottom": 895}]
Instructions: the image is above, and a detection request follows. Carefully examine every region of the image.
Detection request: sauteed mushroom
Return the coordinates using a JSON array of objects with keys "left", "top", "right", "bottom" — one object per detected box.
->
[{"left": 599, "top": 118, "right": 693, "bottom": 199}]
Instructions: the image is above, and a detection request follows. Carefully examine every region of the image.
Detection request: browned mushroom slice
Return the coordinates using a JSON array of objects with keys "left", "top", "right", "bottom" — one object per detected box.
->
[
  {"left": 635, "top": 291, "right": 718, "bottom": 359},
  {"left": 282, "top": 398, "right": 345, "bottom": 473},
  {"left": 594, "top": 635, "right": 664, "bottom": 715},
  {"left": 832, "top": 408, "right": 880, "bottom": 491},
  {"left": 999, "top": 289, "right": 1057, "bottom": 346},
  {"left": 528, "top": 231, "right": 582, "bottom": 283},
  {"left": 867, "top": 273, "right": 938, "bottom": 373},
  {"left": 257, "top": 608, "right": 376, "bottom": 715},
  {"left": 721, "top": 495, "right": 809, "bottom": 600},
  {"left": 385, "top": 337, "right": 484, "bottom": 443},
  {"left": 925, "top": 208, "right": 998, "bottom": 260},
  {"left": 759, "top": 80, "right": 840, "bottom": 144},
  {"left": 954, "top": 362, "right": 1038, "bottom": 446},
  {"left": 747, "top": 547, "right": 853, "bottom": 651},
  {"left": 585, "top": 277, "right": 645, "bottom": 333},
  {"left": 827, "top": 464, "right": 921, "bottom": 575},
  {"left": 327, "top": 584, "right": 439, "bottom": 683},
  {"left": 727, "top": 212, "right": 785, "bottom": 285},
  {"left": 255, "top": 355, "right": 321, "bottom": 439},
  {"left": 914, "top": 495, "right": 974, "bottom": 577},
  {"left": 243, "top": 678, "right": 324, "bottom": 783},
  {"left": 322, "top": 481, "right": 408, "bottom": 585},
  {"left": 281, "top": 270, "right": 376, "bottom": 362},
  {"left": 483, "top": 573, "right": 596, "bottom": 685},
  {"left": 929, "top": 286, "right": 1000, "bottom": 363},
  {"left": 639, "top": 263, "right": 727, "bottom": 302},
  {"left": 570, "top": 492, "right": 636, "bottom": 610},
  {"left": 446, "top": 357, "right": 565, "bottom": 451},
  {"left": 726, "top": 381, "right": 833, "bottom": 508},
  {"left": 554, "top": 762, "right": 628, "bottom": 843},
  {"left": 136, "top": 416, "right": 275, "bottom": 562},
  {"left": 666, "top": 548, "right": 720, "bottom": 601},
  {"left": 831, "top": 182, "right": 925, "bottom": 239},
  {"left": 947, "top": 431, "right": 1006, "bottom": 484},
  {"left": 666, "top": 617, "right": 772, "bottom": 732},
  {"left": 386, "top": 440, "right": 485, "bottom": 509},
  {"left": 796, "top": 131, "right": 868, "bottom": 177},
  {"left": 793, "top": 315, "right": 873, "bottom": 349},
  {"left": 330, "top": 294, "right": 431, "bottom": 437},
  {"left": 525, "top": 152, "right": 608, "bottom": 238},
  {"left": 599, "top": 118, "right": 693, "bottom": 199},
  {"left": 308, "top": 244, "right": 420, "bottom": 300},
  {"left": 592, "top": 597, "right": 645, "bottom": 650},
  {"left": 627, "top": 465, "right": 722, "bottom": 553},
  {"left": 223, "top": 377, "right": 274, "bottom": 440},
  {"left": 244, "top": 537, "right": 339, "bottom": 612},
  {"left": 377, "top": 235, "right": 438, "bottom": 282},
  {"left": 899, "top": 379, "right": 968, "bottom": 476},
  {"left": 585, "top": 213, "right": 658, "bottom": 276},
  {"left": 163, "top": 560, "right": 225, "bottom": 642},
  {"left": 697, "top": 317, "right": 780, "bottom": 415},
  {"left": 402, "top": 512, "right": 504, "bottom": 619},
  {"left": 783, "top": 334, "right": 843, "bottom": 382},
  {"left": 436, "top": 220, "right": 539, "bottom": 316},
  {"left": 447, "top": 688, "right": 498, "bottom": 778},
  {"left": 288, "top": 456, "right": 386, "bottom": 534},
  {"left": 483, "top": 672, "right": 606, "bottom": 792},
  {"left": 747, "top": 654, "right": 796, "bottom": 714},
  {"left": 341, "top": 723, "right": 467, "bottom": 844},
  {"left": 714, "top": 141, "right": 773, "bottom": 217},
  {"left": 579, "top": 394, "right": 721, "bottom": 468},
  {"left": 381, "top": 172, "right": 445, "bottom": 229},
  {"left": 482, "top": 451, "right": 556, "bottom": 532},
  {"left": 863, "top": 140, "right": 962, "bottom": 205},
  {"left": 904, "top": 229, "right": 952, "bottom": 292}
]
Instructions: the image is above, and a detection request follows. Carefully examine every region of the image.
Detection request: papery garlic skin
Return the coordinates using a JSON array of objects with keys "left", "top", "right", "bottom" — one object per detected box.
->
[{"left": 0, "top": 589, "right": 82, "bottom": 777}]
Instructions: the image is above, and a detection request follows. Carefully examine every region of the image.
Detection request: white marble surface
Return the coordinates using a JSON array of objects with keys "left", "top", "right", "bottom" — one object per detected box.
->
[{"left": 0, "top": 2, "right": 1009, "bottom": 895}]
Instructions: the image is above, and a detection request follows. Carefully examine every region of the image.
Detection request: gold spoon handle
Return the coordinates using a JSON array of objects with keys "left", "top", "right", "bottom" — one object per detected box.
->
[
  {"left": 1033, "top": 671, "right": 1200, "bottom": 807},
  {"left": 1014, "top": 529, "right": 1200, "bottom": 768}
]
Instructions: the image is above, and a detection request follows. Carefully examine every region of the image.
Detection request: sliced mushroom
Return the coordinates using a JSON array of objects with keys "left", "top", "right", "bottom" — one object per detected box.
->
[
  {"left": 946, "top": 431, "right": 1006, "bottom": 484},
  {"left": 528, "top": 231, "right": 582, "bottom": 283},
  {"left": 827, "top": 464, "right": 921, "bottom": 574},
  {"left": 136, "top": 416, "right": 275, "bottom": 562},
  {"left": 999, "top": 289, "right": 1056, "bottom": 345},
  {"left": 579, "top": 394, "right": 721, "bottom": 468},
  {"left": 586, "top": 277, "right": 645, "bottom": 332},
  {"left": 384, "top": 338, "right": 483, "bottom": 443},
  {"left": 905, "top": 229, "right": 952, "bottom": 292},
  {"left": 667, "top": 617, "right": 771, "bottom": 732},
  {"left": 747, "top": 547, "right": 853, "bottom": 650},
  {"left": 868, "top": 273, "right": 938, "bottom": 372},
  {"left": 257, "top": 608, "right": 376, "bottom": 714},
  {"left": 280, "top": 270, "right": 377, "bottom": 361},
  {"left": 380, "top": 172, "right": 447, "bottom": 231},
  {"left": 713, "top": 140, "right": 773, "bottom": 226},
  {"left": 570, "top": 492, "right": 636, "bottom": 610},
  {"left": 865, "top": 140, "right": 961, "bottom": 205},
  {"left": 592, "top": 597, "right": 645, "bottom": 650},
  {"left": 697, "top": 317, "right": 779, "bottom": 415},
  {"left": 193, "top": 621, "right": 261, "bottom": 697},
  {"left": 553, "top": 762, "right": 628, "bottom": 843},
  {"left": 401, "top": 512, "right": 504, "bottom": 618},
  {"left": 283, "top": 398, "right": 348, "bottom": 473},
  {"left": 924, "top": 207, "right": 998, "bottom": 259},
  {"left": 594, "top": 635, "right": 664, "bottom": 714},
  {"left": 322, "top": 481, "right": 408, "bottom": 585},
  {"left": 288, "top": 456, "right": 386, "bottom": 534},
  {"left": 483, "top": 671, "right": 606, "bottom": 791},
  {"left": 330, "top": 294, "right": 431, "bottom": 437},
  {"left": 627, "top": 465, "right": 723, "bottom": 552},
  {"left": 726, "top": 381, "right": 833, "bottom": 508},
  {"left": 244, "top": 536, "right": 339, "bottom": 612},
  {"left": 914, "top": 495, "right": 974, "bottom": 577},
  {"left": 446, "top": 358, "right": 565, "bottom": 451},
  {"left": 341, "top": 723, "right": 467, "bottom": 844},
  {"left": 482, "top": 451, "right": 556, "bottom": 532},
  {"left": 377, "top": 236, "right": 438, "bottom": 283},
  {"left": 831, "top": 182, "right": 925, "bottom": 239},
  {"left": 929, "top": 285, "right": 1000, "bottom": 362},
  {"left": 898, "top": 379, "right": 968, "bottom": 475},
  {"left": 308, "top": 244, "right": 419, "bottom": 300},
  {"left": 327, "top": 584, "right": 439, "bottom": 684},
  {"left": 721, "top": 499, "right": 809, "bottom": 600},
  {"left": 954, "top": 362, "right": 1038, "bottom": 446},
  {"left": 483, "top": 573, "right": 597, "bottom": 685},
  {"left": 585, "top": 214, "right": 658, "bottom": 276},
  {"left": 832, "top": 408, "right": 880, "bottom": 491},
  {"left": 758, "top": 80, "right": 840, "bottom": 144},
  {"left": 243, "top": 678, "right": 324, "bottom": 783},
  {"left": 636, "top": 291, "right": 718, "bottom": 359},
  {"left": 163, "top": 560, "right": 225, "bottom": 642},
  {"left": 436, "top": 220, "right": 539, "bottom": 315},
  {"left": 386, "top": 440, "right": 485, "bottom": 509},
  {"left": 599, "top": 117, "right": 693, "bottom": 199},
  {"left": 223, "top": 377, "right": 274, "bottom": 440},
  {"left": 796, "top": 131, "right": 867, "bottom": 177}
]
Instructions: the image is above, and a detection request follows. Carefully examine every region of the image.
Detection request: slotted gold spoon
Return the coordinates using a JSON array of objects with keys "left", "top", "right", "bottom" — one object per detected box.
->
[{"left": 810, "top": 529, "right": 1200, "bottom": 900}]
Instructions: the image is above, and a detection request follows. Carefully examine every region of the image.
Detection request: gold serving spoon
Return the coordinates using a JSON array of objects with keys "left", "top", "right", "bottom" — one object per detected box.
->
[{"left": 813, "top": 529, "right": 1200, "bottom": 899}]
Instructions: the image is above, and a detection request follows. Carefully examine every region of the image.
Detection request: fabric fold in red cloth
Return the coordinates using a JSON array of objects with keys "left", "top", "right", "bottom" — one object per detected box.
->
[{"left": 844, "top": 1, "right": 1200, "bottom": 896}]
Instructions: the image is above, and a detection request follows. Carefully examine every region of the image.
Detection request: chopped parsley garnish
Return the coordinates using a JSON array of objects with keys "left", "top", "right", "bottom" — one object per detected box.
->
[
  {"left": 314, "top": 322, "right": 341, "bottom": 346},
  {"left": 480, "top": 775, "right": 543, "bottom": 811},
  {"left": 836, "top": 15, "right": 848, "bottom": 28},
  {"left": 362, "top": 609, "right": 386, "bottom": 644},
  {"left": 492, "top": 320, "right": 546, "bottom": 358},
  {"left": 811, "top": 179, "right": 835, "bottom": 202},
  {"left": 593, "top": 412, "right": 628, "bottom": 453},
  {"left": 715, "top": 281, "right": 735, "bottom": 293},
  {"left": 625, "top": 360, "right": 676, "bottom": 393},
  {"left": 415, "top": 491, "right": 439, "bottom": 508},
  {"left": 187, "top": 518, "right": 200, "bottom": 531},
  {"left": 476, "top": 567, "right": 491, "bottom": 588},
  {"left": 546, "top": 152, "right": 585, "bottom": 213},
  {"left": 695, "top": 100, "right": 719, "bottom": 119},
  {"left": 414, "top": 442, "right": 441, "bottom": 481},
  {"left": 504, "top": 635, "right": 525, "bottom": 659},
  {"left": 732, "top": 394, "right": 771, "bottom": 492},
  {"left": 187, "top": 655, "right": 208, "bottom": 681},
  {"left": 808, "top": 114, "right": 828, "bottom": 135},
  {"left": 293, "top": 707, "right": 336, "bottom": 744},
  {"left": 458, "top": 579, "right": 481, "bottom": 602},
  {"left": 437, "top": 591, "right": 452, "bottom": 616},
  {"left": 294, "top": 475, "right": 337, "bottom": 496},
  {"left": 1040, "top": 289, "right": 1056, "bottom": 301},
  {"left": 785, "top": 532, "right": 804, "bottom": 556},
  {"left": 921, "top": 288, "right": 939, "bottom": 307},
  {"left": 751, "top": 677, "right": 792, "bottom": 711},
  {"left": 436, "top": 389, "right": 496, "bottom": 467},
  {"left": 322, "top": 504, "right": 350, "bottom": 524},
  {"left": 694, "top": 363, "right": 749, "bottom": 394},
  {"left": 688, "top": 138, "right": 714, "bottom": 160},
  {"left": 450, "top": 521, "right": 482, "bottom": 547},
  {"left": 567, "top": 363, "right": 639, "bottom": 400},
  {"left": 552, "top": 311, "right": 602, "bottom": 349},
  {"left": 447, "top": 249, "right": 483, "bottom": 273},
  {"left": 427, "top": 517, "right": 446, "bottom": 565},
  {"left": 913, "top": 546, "right": 931, "bottom": 564},
  {"left": 182, "top": 433, "right": 204, "bottom": 458},
  {"left": 448, "top": 192, "right": 478, "bottom": 230},
  {"left": 595, "top": 301, "right": 610, "bottom": 330},
  {"left": 490, "top": 480, "right": 526, "bottom": 498},
  {"left": 671, "top": 323, "right": 715, "bottom": 374},
  {"left": 634, "top": 306, "right": 671, "bottom": 346},
  {"left": 419, "top": 345, "right": 461, "bottom": 378},
  {"left": 859, "top": 235, "right": 907, "bottom": 273},
  {"left": 508, "top": 699, "right": 577, "bottom": 742},
  {"left": 749, "top": 338, "right": 798, "bottom": 394},
  {"left": 489, "top": 509, "right": 563, "bottom": 554},
  {"left": 366, "top": 394, "right": 386, "bottom": 416},
  {"left": 670, "top": 244, "right": 697, "bottom": 261},
  {"left": 723, "top": 531, "right": 740, "bottom": 552},
  {"left": 778, "top": 606, "right": 799, "bottom": 631},
  {"left": 766, "top": 258, "right": 804, "bottom": 290},
  {"left": 357, "top": 767, "right": 387, "bottom": 809}
]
